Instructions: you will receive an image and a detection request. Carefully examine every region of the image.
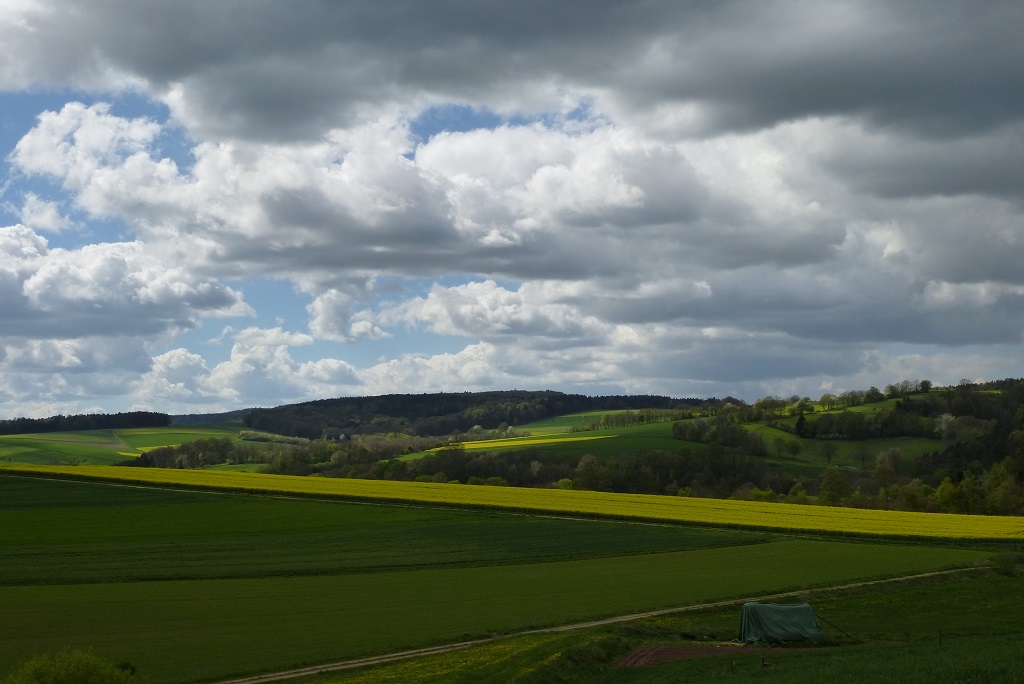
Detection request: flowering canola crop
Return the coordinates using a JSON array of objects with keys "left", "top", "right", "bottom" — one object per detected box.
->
[
  {"left": 5, "top": 465, "right": 1023, "bottom": 540},
  {"left": 446, "top": 434, "right": 614, "bottom": 451}
]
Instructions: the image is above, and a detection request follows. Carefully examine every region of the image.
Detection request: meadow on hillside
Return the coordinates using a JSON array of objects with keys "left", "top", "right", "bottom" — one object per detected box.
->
[{"left": 0, "top": 425, "right": 243, "bottom": 466}]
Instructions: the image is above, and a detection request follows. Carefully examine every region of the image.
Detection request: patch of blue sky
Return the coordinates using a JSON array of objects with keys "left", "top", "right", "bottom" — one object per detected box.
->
[
  {"left": 0, "top": 91, "right": 78, "bottom": 226},
  {"left": 227, "top": 277, "right": 309, "bottom": 330},
  {"left": 0, "top": 88, "right": 182, "bottom": 153},
  {"left": 408, "top": 98, "right": 599, "bottom": 148},
  {"left": 0, "top": 90, "right": 81, "bottom": 147},
  {"left": 409, "top": 103, "right": 504, "bottom": 144}
]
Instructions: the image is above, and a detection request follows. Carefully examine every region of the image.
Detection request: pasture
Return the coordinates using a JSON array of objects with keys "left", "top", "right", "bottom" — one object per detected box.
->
[
  {"left": 0, "top": 430, "right": 133, "bottom": 465},
  {"left": 0, "top": 472, "right": 993, "bottom": 684},
  {"left": 0, "top": 425, "right": 243, "bottom": 465}
]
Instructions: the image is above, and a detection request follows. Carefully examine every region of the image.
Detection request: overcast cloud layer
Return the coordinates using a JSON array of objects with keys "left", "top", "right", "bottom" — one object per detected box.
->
[{"left": 1, "top": 0, "right": 1022, "bottom": 418}]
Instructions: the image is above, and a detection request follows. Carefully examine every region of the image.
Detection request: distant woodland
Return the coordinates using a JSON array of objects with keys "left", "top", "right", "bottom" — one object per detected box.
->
[
  {"left": 242, "top": 390, "right": 714, "bottom": 438},
  {"left": 0, "top": 411, "right": 170, "bottom": 436}
]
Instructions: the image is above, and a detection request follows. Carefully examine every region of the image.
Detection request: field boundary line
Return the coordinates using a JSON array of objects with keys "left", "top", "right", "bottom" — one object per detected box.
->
[{"left": 210, "top": 565, "right": 986, "bottom": 684}]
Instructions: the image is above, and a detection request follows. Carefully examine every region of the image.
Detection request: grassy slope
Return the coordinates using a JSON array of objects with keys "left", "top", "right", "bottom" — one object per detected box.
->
[
  {"left": 0, "top": 425, "right": 242, "bottom": 465},
  {"left": 116, "top": 426, "right": 243, "bottom": 449},
  {"left": 0, "top": 475, "right": 991, "bottom": 684},
  {"left": 0, "top": 430, "right": 132, "bottom": 465}
]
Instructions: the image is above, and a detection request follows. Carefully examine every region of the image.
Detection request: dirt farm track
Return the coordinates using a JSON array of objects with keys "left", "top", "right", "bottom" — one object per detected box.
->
[{"left": 211, "top": 566, "right": 982, "bottom": 684}]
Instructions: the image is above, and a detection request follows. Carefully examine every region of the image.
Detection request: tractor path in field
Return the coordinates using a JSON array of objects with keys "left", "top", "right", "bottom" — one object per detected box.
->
[{"left": 211, "top": 565, "right": 985, "bottom": 684}]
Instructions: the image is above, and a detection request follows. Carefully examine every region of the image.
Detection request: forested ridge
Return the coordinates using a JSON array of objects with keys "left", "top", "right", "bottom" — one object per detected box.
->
[
  {"left": 242, "top": 390, "right": 713, "bottom": 439},
  {"left": 0, "top": 411, "right": 169, "bottom": 435}
]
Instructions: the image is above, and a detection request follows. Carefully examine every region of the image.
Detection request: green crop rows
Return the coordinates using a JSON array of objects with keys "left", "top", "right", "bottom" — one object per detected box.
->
[
  {"left": 0, "top": 474, "right": 990, "bottom": 684},
  {"left": 0, "top": 475, "right": 769, "bottom": 585}
]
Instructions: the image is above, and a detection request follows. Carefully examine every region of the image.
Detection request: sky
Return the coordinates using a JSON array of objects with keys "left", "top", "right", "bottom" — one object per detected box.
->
[{"left": 1, "top": 1, "right": 1023, "bottom": 419}]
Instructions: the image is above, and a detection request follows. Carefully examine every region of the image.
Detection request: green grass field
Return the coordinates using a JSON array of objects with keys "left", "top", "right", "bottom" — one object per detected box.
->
[
  {"left": 0, "top": 474, "right": 991, "bottom": 684},
  {"left": 0, "top": 430, "right": 133, "bottom": 465},
  {"left": 116, "top": 426, "right": 243, "bottom": 449},
  {"left": 0, "top": 425, "right": 243, "bottom": 465},
  {"left": 297, "top": 569, "right": 1024, "bottom": 684},
  {"left": 0, "top": 475, "right": 770, "bottom": 585}
]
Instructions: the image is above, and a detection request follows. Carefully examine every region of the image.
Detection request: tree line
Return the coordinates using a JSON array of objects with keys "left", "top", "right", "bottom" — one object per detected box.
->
[
  {"left": 0, "top": 411, "right": 169, "bottom": 435},
  {"left": 571, "top": 408, "right": 698, "bottom": 431},
  {"left": 242, "top": 390, "right": 712, "bottom": 439}
]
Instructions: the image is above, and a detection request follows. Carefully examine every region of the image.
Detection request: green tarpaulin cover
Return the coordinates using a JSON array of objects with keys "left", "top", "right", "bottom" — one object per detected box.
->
[{"left": 739, "top": 602, "right": 826, "bottom": 644}]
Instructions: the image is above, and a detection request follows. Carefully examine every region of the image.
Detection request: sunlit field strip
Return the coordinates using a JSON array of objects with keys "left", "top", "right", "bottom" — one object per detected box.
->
[
  {"left": 117, "top": 428, "right": 187, "bottom": 435},
  {"left": 5, "top": 465, "right": 1024, "bottom": 540},
  {"left": 447, "top": 434, "right": 615, "bottom": 450}
]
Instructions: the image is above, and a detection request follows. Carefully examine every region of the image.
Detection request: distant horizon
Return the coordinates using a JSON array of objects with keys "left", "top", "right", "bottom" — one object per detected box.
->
[{"left": 1, "top": 378, "right": 991, "bottom": 423}]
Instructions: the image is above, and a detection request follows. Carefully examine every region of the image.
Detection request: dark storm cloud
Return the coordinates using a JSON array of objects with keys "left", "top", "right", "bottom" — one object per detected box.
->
[
  {"left": 10, "top": 1, "right": 1022, "bottom": 142},
  {"left": 820, "top": 123, "right": 1024, "bottom": 201},
  {"left": 607, "top": 2, "right": 1024, "bottom": 138}
]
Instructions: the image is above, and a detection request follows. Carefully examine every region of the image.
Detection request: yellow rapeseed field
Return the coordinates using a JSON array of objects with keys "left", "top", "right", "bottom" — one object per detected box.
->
[
  {"left": 5, "top": 465, "right": 1023, "bottom": 540},
  {"left": 449, "top": 434, "right": 614, "bottom": 451}
]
